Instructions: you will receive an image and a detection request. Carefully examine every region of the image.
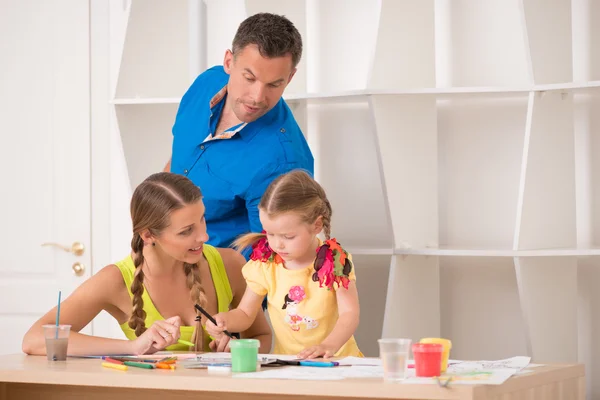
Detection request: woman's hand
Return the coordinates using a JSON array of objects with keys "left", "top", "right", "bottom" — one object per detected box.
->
[{"left": 130, "top": 316, "right": 181, "bottom": 355}]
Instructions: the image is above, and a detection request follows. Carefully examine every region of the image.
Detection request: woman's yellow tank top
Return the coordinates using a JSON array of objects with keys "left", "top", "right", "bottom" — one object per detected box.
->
[{"left": 115, "top": 244, "right": 233, "bottom": 351}]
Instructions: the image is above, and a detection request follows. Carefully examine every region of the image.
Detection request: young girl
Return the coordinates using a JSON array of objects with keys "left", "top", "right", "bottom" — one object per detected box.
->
[
  {"left": 22, "top": 172, "right": 271, "bottom": 356},
  {"left": 206, "top": 170, "right": 362, "bottom": 359}
]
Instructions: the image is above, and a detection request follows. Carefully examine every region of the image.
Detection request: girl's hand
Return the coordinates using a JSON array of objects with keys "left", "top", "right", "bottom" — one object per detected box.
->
[
  {"left": 205, "top": 313, "right": 229, "bottom": 338},
  {"left": 130, "top": 316, "right": 181, "bottom": 355},
  {"left": 209, "top": 334, "right": 232, "bottom": 352},
  {"left": 297, "top": 343, "right": 337, "bottom": 359}
]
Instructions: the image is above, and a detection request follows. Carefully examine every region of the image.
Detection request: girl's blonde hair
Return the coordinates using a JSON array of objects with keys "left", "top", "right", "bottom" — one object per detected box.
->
[
  {"left": 128, "top": 172, "right": 207, "bottom": 350},
  {"left": 233, "top": 169, "right": 332, "bottom": 251}
]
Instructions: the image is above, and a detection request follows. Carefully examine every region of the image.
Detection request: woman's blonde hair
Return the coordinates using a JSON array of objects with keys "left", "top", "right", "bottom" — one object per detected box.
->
[
  {"left": 233, "top": 169, "right": 332, "bottom": 251},
  {"left": 128, "top": 172, "right": 207, "bottom": 350}
]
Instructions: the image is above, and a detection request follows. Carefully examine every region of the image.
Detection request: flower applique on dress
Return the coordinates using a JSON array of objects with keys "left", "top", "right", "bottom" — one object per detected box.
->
[
  {"left": 282, "top": 286, "right": 318, "bottom": 331},
  {"left": 312, "top": 238, "right": 353, "bottom": 290},
  {"left": 249, "top": 233, "right": 283, "bottom": 265}
]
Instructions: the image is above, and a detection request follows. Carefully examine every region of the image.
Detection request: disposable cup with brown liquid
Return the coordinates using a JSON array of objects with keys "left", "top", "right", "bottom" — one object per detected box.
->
[{"left": 43, "top": 325, "right": 71, "bottom": 361}]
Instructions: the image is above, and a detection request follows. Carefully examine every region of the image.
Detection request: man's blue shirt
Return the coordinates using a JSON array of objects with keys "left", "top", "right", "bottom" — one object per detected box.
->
[{"left": 171, "top": 66, "right": 314, "bottom": 249}]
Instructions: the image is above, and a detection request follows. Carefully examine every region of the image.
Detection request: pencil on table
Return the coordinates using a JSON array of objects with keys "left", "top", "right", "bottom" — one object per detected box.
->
[
  {"left": 123, "top": 361, "right": 155, "bottom": 369},
  {"left": 156, "top": 362, "right": 176, "bottom": 370},
  {"left": 102, "top": 362, "right": 128, "bottom": 371}
]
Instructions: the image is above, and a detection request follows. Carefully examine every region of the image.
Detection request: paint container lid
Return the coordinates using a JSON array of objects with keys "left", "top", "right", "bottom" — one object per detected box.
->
[{"left": 207, "top": 363, "right": 231, "bottom": 373}]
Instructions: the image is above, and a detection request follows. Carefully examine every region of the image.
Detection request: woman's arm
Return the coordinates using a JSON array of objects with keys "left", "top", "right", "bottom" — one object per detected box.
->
[
  {"left": 22, "top": 265, "right": 182, "bottom": 356},
  {"left": 22, "top": 265, "right": 132, "bottom": 356},
  {"left": 298, "top": 281, "right": 360, "bottom": 359},
  {"left": 218, "top": 249, "right": 272, "bottom": 353}
]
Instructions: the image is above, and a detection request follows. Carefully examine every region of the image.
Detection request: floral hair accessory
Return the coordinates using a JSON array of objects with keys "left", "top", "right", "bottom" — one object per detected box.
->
[
  {"left": 312, "top": 238, "right": 352, "bottom": 290},
  {"left": 250, "top": 231, "right": 283, "bottom": 265}
]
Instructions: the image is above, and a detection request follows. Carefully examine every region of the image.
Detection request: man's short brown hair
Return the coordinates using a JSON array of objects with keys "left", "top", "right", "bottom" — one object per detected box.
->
[{"left": 232, "top": 13, "right": 302, "bottom": 68}]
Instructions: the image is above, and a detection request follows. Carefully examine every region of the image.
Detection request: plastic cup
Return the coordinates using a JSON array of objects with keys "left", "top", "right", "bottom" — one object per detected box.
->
[
  {"left": 419, "top": 338, "right": 452, "bottom": 372},
  {"left": 42, "top": 324, "right": 71, "bottom": 361},
  {"left": 229, "top": 339, "right": 259, "bottom": 372},
  {"left": 378, "top": 338, "right": 411, "bottom": 382},
  {"left": 412, "top": 343, "right": 443, "bottom": 377}
]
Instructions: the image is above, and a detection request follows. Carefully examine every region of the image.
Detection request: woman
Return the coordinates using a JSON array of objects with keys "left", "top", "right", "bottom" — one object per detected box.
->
[{"left": 23, "top": 172, "right": 271, "bottom": 355}]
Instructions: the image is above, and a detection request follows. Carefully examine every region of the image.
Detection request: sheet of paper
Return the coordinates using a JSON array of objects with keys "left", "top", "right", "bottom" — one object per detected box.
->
[
  {"left": 403, "top": 356, "right": 532, "bottom": 385},
  {"left": 403, "top": 368, "right": 517, "bottom": 385},
  {"left": 343, "top": 366, "right": 384, "bottom": 378},
  {"left": 195, "top": 352, "right": 299, "bottom": 362},
  {"left": 234, "top": 365, "right": 383, "bottom": 380},
  {"left": 182, "top": 352, "right": 300, "bottom": 368},
  {"left": 337, "top": 356, "right": 382, "bottom": 366},
  {"left": 448, "top": 356, "right": 531, "bottom": 372},
  {"left": 69, "top": 352, "right": 197, "bottom": 360},
  {"left": 515, "top": 368, "right": 535, "bottom": 376},
  {"left": 527, "top": 363, "right": 544, "bottom": 368}
]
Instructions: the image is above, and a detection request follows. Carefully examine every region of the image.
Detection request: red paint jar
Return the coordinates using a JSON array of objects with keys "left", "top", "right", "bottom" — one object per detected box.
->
[{"left": 412, "top": 343, "right": 443, "bottom": 377}]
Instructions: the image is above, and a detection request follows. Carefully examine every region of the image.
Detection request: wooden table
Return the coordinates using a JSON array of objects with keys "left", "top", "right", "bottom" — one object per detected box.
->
[{"left": 0, "top": 354, "right": 584, "bottom": 400}]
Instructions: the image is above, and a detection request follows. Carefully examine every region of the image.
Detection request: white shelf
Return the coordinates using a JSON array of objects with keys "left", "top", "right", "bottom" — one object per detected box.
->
[
  {"left": 521, "top": 0, "right": 572, "bottom": 85},
  {"left": 367, "top": 0, "right": 435, "bottom": 90},
  {"left": 306, "top": 0, "right": 379, "bottom": 93},
  {"left": 435, "top": 1, "right": 529, "bottom": 87},
  {"left": 394, "top": 247, "right": 600, "bottom": 257},
  {"left": 108, "top": 0, "right": 600, "bottom": 378},
  {"left": 115, "top": 0, "right": 191, "bottom": 99},
  {"left": 309, "top": 101, "right": 393, "bottom": 250},
  {"left": 204, "top": 0, "right": 247, "bottom": 77},
  {"left": 369, "top": 95, "right": 438, "bottom": 249},
  {"left": 112, "top": 97, "right": 182, "bottom": 105},
  {"left": 345, "top": 248, "right": 393, "bottom": 256},
  {"left": 115, "top": 103, "right": 177, "bottom": 188},
  {"left": 516, "top": 91, "right": 577, "bottom": 250},
  {"left": 110, "top": 81, "right": 600, "bottom": 106}
]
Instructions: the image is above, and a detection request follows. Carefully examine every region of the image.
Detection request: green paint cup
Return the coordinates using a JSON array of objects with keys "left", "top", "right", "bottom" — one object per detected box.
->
[{"left": 229, "top": 339, "right": 259, "bottom": 372}]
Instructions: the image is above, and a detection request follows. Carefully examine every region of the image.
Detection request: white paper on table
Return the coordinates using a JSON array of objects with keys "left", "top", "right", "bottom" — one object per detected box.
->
[
  {"left": 193, "top": 352, "right": 299, "bottom": 362},
  {"left": 514, "top": 368, "right": 535, "bottom": 376},
  {"left": 403, "top": 356, "right": 532, "bottom": 386},
  {"left": 337, "top": 356, "right": 382, "bottom": 366},
  {"left": 234, "top": 365, "right": 384, "bottom": 380},
  {"left": 344, "top": 366, "right": 384, "bottom": 378},
  {"left": 402, "top": 368, "right": 517, "bottom": 385},
  {"left": 447, "top": 356, "right": 531, "bottom": 373}
]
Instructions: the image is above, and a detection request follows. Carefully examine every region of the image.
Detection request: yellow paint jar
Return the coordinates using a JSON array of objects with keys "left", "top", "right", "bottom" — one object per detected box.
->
[{"left": 419, "top": 338, "right": 452, "bottom": 372}]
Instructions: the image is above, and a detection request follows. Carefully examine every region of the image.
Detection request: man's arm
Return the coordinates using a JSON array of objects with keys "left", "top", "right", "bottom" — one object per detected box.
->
[{"left": 163, "top": 158, "right": 171, "bottom": 172}]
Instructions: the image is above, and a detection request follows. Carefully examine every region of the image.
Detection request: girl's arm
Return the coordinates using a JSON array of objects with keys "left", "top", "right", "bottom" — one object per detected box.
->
[
  {"left": 22, "top": 265, "right": 180, "bottom": 356},
  {"left": 205, "top": 287, "right": 264, "bottom": 337},
  {"left": 298, "top": 281, "right": 360, "bottom": 359},
  {"left": 217, "top": 249, "right": 272, "bottom": 353}
]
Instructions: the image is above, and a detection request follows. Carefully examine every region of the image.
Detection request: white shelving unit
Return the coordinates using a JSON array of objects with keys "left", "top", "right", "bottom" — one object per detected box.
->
[{"left": 108, "top": 0, "right": 600, "bottom": 392}]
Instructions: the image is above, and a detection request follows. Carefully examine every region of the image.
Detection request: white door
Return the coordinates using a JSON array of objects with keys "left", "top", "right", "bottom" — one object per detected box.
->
[{"left": 0, "top": 0, "right": 91, "bottom": 354}]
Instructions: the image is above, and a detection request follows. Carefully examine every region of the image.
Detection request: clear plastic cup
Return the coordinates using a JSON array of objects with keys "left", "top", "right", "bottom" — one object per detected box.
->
[
  {"left": 378, "top": 338, "right": 412, "bottom": 382},
  {"left": 229, "top": 339, "right": 259, "bottom": 372},
  {"left": 42, "top": 324, "right": 71, "bottom": 361}
]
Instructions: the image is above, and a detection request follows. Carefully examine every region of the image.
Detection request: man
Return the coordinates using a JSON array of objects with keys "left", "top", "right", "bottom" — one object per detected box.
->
[{"left": 165, "top": 13, "right": 314, "bottom": 250}]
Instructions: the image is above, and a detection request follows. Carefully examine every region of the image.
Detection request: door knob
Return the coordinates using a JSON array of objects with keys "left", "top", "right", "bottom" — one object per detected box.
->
[
  {"left": 41, "top": 241, "right": 85, "bottom": 256},
  {"left": 72, "top": 262, "right": 85, "bottom": 276}
]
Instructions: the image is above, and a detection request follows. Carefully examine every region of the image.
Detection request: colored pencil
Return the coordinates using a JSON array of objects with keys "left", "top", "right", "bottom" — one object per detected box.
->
[
  {"left": 194, "top": 304, "right": 234, "bottom": 338},
  {"left": 123, "top": 361, "right": 155, "bottom": 369},
  {"left": 102, "top": 362, "right": 128, "bottom": 371}
]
